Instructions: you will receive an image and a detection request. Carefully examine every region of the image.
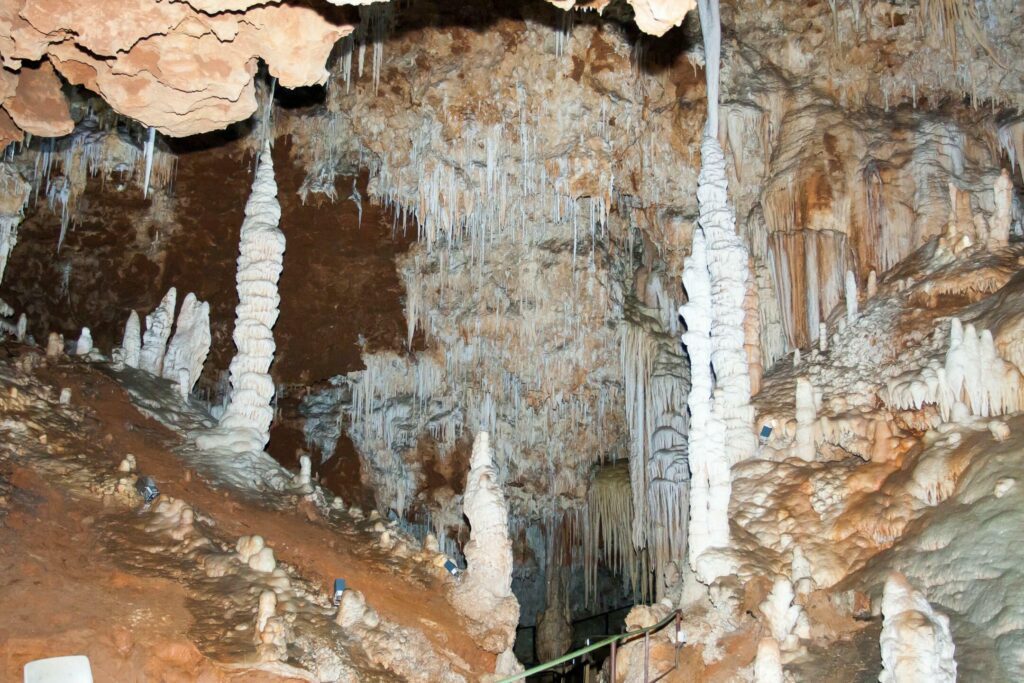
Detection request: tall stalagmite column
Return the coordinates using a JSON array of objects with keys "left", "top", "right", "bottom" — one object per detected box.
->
[
  {"left": 198, "top": 143, "right": 285, "bottom": 454},
  {"left": 681, "top": 0, "right": 757, "bottom": 583},
  {"left": 447, "top": 431, "right": 522, "bottom": 674}
]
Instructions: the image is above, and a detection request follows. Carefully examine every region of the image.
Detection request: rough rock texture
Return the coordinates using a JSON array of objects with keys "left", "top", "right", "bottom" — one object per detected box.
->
[
  {"left": 0, "top": 0, "right": 352, "bottom": 137},
  {"left": 0, "top": 0, "right": 689, "bottom": 140}
]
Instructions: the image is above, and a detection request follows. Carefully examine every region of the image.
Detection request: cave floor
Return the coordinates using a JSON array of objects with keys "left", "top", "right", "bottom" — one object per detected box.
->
[{"left": 0, "top": 345, "right": 494, "bottom": 681}]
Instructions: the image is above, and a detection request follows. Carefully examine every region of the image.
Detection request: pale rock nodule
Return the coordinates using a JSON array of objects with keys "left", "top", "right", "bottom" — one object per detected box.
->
[{"left": 879, "top": 573, "right": 956, "bottom": 683}]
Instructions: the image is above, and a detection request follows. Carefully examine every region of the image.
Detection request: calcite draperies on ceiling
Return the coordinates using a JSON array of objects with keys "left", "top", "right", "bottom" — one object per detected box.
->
[{"left": 0, "top": 0, "right": 692, "bottom": 139}]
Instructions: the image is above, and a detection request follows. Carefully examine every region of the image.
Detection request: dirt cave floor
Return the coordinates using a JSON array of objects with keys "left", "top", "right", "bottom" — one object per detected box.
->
[{"left": 0, "top": 344, "right": 494, "bottom": 682}]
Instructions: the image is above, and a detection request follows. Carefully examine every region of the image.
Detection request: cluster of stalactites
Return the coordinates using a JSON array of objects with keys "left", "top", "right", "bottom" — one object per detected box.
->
[
  {"left": 583, "top": 461, "right": 652, "bottom": 606},
  {"left": 620, "top": 299, "right": 689, "bottom": 592},
  {"left": 197, "top": 143, "right": 284, "bottom": 455}
]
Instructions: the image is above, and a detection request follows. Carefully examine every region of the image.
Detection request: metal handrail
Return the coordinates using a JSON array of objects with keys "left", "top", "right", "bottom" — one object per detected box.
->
[{"left": 497, "top": 609, "right": 682, "bottom": 683}]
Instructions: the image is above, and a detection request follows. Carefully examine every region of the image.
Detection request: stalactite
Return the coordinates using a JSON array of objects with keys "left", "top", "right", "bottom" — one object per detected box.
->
[
  {"left": 619, "top": 296, "right": 689, "bottom": 597},
  {"left": 584, "top": 461, "right": 652, "bottom": 606}
]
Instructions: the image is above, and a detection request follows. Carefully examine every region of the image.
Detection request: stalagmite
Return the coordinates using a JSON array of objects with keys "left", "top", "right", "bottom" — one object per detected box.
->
[
  {"left": 679, "top": 0, "right": 761, "bottom": 585},
  {"left": 75, "top": 327, "right": 92, "bottom": 356},
  {"left": 680, "top": 229, "right": 718, "bottom": 576},
  {"left": 818, "top": 322, "right": 827, "bottom": 352},
  {"left": 162, "top": 293, "right": 211, "bottom": 394},
  {"left": 139, "top": 288, "right": 177, "bottom": 375},
  {"left": 867, "top": 270, "right": 878, "bottom": 298},
  {"left": 754, "top": 637, "right": 784, "bottom": 683},
  {"left": 759, "top": 577, "right": 808, "bottom": 651},
  {"left": 879, "top": 573, "right": 956, "bottom": 683},
  {"left": 0, "top": 164, "right": 30, "bottom": 296},
  {"left": 682, "top": 0, "right": 757, "bottom": 584},
  {"left": 46, "top": 332, "right": 63, "bottom": 358},
  {"left": 122, "top": 310, "right": 141, "bottom": 368},
  {"left": 448, "top": 431, "right": 521, "bottom": 665},
  {"left": 794, "top": 378, "right": 816, "bottom": 461},
  {"left": 990, "top": 169, "right": 1012, "bottom": 248},
  {"left": 845, "top": 270, "right": 858, "bottom": 322},
  {"left": 196, "top": 143, "right": 285, "bottom": 455}
]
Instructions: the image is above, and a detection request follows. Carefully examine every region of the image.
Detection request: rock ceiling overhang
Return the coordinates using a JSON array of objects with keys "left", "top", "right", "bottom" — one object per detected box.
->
[{"left": 0, "top": 0, "right": 695, "bottom": 138}]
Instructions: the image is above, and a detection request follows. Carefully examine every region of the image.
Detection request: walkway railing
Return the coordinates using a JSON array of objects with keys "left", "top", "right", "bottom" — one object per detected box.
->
[{"left": 497, "top": 609, "right": 682, "bottom": 683}]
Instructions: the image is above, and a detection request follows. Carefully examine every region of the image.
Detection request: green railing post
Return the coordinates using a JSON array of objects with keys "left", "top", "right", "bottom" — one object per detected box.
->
[{"left": 496, "top": 609, "right": 681, "bottom": 683}]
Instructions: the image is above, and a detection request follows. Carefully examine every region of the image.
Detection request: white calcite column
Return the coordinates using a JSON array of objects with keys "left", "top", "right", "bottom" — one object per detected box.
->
[
  {"left": 197, "top": 143, "right": 284, "bottom": 455},
  {"left": 448, "top": 431, "right": 521, "bottom": 667},
  {"left": 75, "top": 327, "right": 92, "bottom": 356},
  {"left": 845, "top": 270, "right": 859, "bottom": 322},
  {"left": 794, "top": 378, "right": 817, "bottom": 461},
  {"left": 681, "top": 0, "right": 756, "bottom": 584},
  {"left": 680, "top": 229, "right": 720, "bottom": 573},
  {"left": 122, "top": 310, "right": 141, "bottom": 368},
  {"left": 140, "top": 287, "right": 177, "bottom": 375},
  {"left": 162, "top": 292, "right": 211, "bottom": 394},
  {"left": 879, "top": 573, "right": 956, "bottom": 683},
  {"left": 990, "top": 169, "right": 1012, "bottom": 248}
]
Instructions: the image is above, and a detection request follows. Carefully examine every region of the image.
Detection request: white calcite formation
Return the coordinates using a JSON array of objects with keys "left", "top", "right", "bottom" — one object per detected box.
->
[
  {"left": 990, "top": 170, "right": 1012, "bottom": 248},
  {"left": 845, "top": 270, "right": 859, "bottom": 322},
  {"left": 75, "top": 327, "right": 92, "bottom": 356},
  {"left": 161, "top": 292, "right": 211, "bottom": 394},
  {"left": 759, "top": 577, "right": 809, "bottom": 652},
  {"left": 884, "top": 318, "right": 1024, "bottom": 422},
  {"left": 794, "top": 378, "right": 817, "bottom": 462},
  {"left": 122, "top": 310, "right": 141, "bottom": 368},
  {"left": 0, "top": 164, "right": 30, "bottom": 296},
  {"left": 621, "top": 295, "right": 690, "bottom": 594},
  {"left": 681, "top": 0, "right": 756, "bottom": 584},
  {"left": 197, "top": 143, "right": 284, "bottom": 456},
  {"left": 879, "top": 573, "right": 956, "bottom": 683},
  {"left": 448, "top": 431, "right": 520, "bottom": 665},
  {"left": 139, "top": 287, "right": 177, "bottom": 375},
  {"left": 46, "top": 332, "right": 63, "bottom": 358},
  {"left": 753, "top": 637, "right": 784, "bottom": 683},
  {"left": 680, "top": 228, "right": 722, "bottom": 577}
]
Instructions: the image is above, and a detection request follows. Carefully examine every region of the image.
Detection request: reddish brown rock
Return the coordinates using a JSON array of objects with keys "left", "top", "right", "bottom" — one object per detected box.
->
[{"left": 2, "top": 60, "right": 71, "bottom": 136}]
